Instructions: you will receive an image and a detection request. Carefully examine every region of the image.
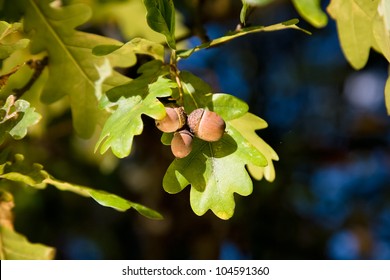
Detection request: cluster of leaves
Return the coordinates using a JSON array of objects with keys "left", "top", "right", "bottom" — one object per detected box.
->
[
  {"left": 1, "top": 0, "right": 384, "bottom": 259},
  {"left": 92, "top": 0, "right": 313, "bottom": 220}
]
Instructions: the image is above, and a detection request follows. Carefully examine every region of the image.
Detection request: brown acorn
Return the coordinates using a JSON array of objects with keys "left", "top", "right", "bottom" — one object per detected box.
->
[
  {"left": 187, "top": 108, "right": 226, "bottom": 142},
  {"left": 171, "top": 130, "right": 193, "bottom": 158},
  {"left": 155, "top": 104, "right": 186, "bottom": 133}
]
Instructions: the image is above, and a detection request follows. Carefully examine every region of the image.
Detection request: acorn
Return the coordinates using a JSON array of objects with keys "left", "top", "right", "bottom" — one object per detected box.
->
[
  {"left": 171, "top": 130, "right": 193, "bottom": 158},
  {"left": 155, "top": 104, "right": 186, "bottom": 133},
  {"left": 187, "top": 108, "right": 226, "bottom": 142}
]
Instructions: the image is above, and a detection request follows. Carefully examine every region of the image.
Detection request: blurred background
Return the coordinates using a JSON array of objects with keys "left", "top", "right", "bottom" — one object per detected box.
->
[{"left": 11, "top": 0, "right": 390, "bottom": 259}]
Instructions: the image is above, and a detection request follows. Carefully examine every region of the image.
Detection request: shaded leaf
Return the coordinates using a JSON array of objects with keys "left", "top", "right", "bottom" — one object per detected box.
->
[
  {"left": 292, "top": 0, "right": 328, "bottom": 28},
  {"left": 0, "top": 226, "right": 55, "bottom": 260},
  {"left": 144, "top": 0, "right": 176, "bottom": 49},
  {"left": 0, "top": 153, "right": 163, "bottom": 219},
  {"left": 21, "top": 0, "right": 136, "bottom": 137},
  {"left": 95, "top": 60, "right": 176, "bottom": 158},
  {"left": 177, "top": 19, "right": 310, "bottom": 58},
  {"left": 0, "top": 21, "right": 29, "bottom": 60}
]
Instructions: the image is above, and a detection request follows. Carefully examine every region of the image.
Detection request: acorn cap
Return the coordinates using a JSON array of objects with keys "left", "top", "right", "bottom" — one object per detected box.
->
[
  {"left": 155, "top": 104, "right": 186, "bottom": 133},
  {"left": 187, "top": 108, "right": 226, "bottom": 142}
]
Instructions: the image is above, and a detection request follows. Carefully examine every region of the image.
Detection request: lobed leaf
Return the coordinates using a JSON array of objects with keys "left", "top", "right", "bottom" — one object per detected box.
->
[
  {"left": 230, "top": 113, "right": 279, "bottom": 182},
  {"left": 0, "top": 21, "right": 29, "bottom": 60},
  {"left": 0, "top": 153, "right": 163, "bottom": 219},
  {"left": 21, "top": 0, "right": 136, "bottom": 137},
  {"left": 143, "top": 0, "right": 176, "bottom": 49},
  {"left": 0, "top": 226, "right": 55, "bottom": 260},
  {"left": 163, "top": 103, "right": 278, "bottom": 219},
  {"left": 0, "top": 95, "right": 41, "bottom": 144},
  {"left": 327, "top": 0, "right": 380, "bottom": 69},
  {"left": 93, "top": 38, "right": 165, "bottom": 62},
  {"left": 95, "top": 60, "right": 176, "bottom": 158},
  {"left": 292, "top": 0, "right": 328, "bottom": 28},
  {"left": 177, "top": 19, "right": 310, "bottom": 59},
  {"left": 0, "top": 190, "right": 55, "bottom": 259}
]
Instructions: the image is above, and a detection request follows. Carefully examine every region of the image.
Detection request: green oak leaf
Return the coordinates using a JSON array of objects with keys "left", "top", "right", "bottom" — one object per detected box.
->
[
  {"left": 0, "top": 21, "right": 29, "bottom": 60},
  {"left": 0, "top": 190, "right": 55, "bottom": 259},
  {"left": 373, "top": 0, "right": 390, "bottom": 62},
  {"left": 93, "top": 37, "right": 165, "bottom": 62},
  {"left": 0, "top": 153, "right": 162, "bottom": 219},
  {"left": 177, "top": 19, "right": 310, "bottom": 58},
  {"left": 0, "top": 95, "right": 41, "bottom": 144},
  {"left": 0, "top": 226, "right": 55, "bottom": 260},
  {"left": 9, "top": 102, "right": 41, "bottom": 140},
  {"left": 386, "top": 74, "right": 390, "bottom": 114},
  {"left": 163, "top": 107, "right": 277, "bottom": 219},
  {"left": 21, "top": 0, "right": 136, "bottom": 137},
  {"left": 240, "top": 0, "right": 275, "bottom": 25},
  {"left": 95, "top": 60, "right": 176, "bottom": 158},
  {"left": 230, "top": 113, "right": 279, "bottom": 182},
  {"left": 292, "top": 0, "right": 328, "bottom": 28},
  {"left": 143, "top": 0, "right": 176, "bottom": 49},
  {"left": 179, "top": 71, "right": 249, "bottom": 118},
  {"left": 327, "top": 0, "right": 380, "bottom": 69}
]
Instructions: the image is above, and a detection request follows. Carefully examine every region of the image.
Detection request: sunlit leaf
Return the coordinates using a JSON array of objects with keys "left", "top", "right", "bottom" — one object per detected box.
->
[
  {"left": 292, "top": 0, "right": 328, "bottom": 28},
  {"left": 240, "top": 0, "right": 275, "bottom": 25},
  {"left": 95, "top": 60, "right": 176, "bottom": 158},
  {"left": 0, "top": 95, "right": 41, "bottom": 144},
  {"left": 0, "top": 153, "right": 163, "bottom": 219},
  {"left": 9, "top": 105, "right": 41, "bottom": 140},
  {"left": 144, "top": 0, "right": 176, "bottom": 49},
  {"left": 374, "top": 0, "right": 390, "bottom": 62},
  {"left": 177, "top": 19, "right": 310, "bottom": 59},
  {"left": 327, "top": 0, "right": 379, "bottom": 69},
  {"left": 230, "top": 113, "right": 279, "bottom": 182},
  {"left": 0, "top": 190, "right": 14, "bottom": 230},
  {"left": 44, "top": 177, "right": 163, "bottom": 220},
  {"left": 385, "top": 74, "right": 390, "bottom": 114},
  {"left": 0, "top": 226, "right": 55, "bottom": 260},
  {"left": 93, "top": 38, "right": 165, "bottom": 62},
  {"left": 163, "top": 97, "right": 277, "bottom": 220},
  {"left": 21, "top": 0, "right": 136, "bottom": 137},
  {"left": 0, "top": 190, "right": 55, "bottom": 260},
  {"left": 179, "top": 71, "right": 249, "bottom": 118}
]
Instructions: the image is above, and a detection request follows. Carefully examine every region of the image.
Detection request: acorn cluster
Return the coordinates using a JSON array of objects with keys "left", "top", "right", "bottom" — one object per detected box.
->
[{"left": 155, "top": 104, "right": 226, "bottom": 158}]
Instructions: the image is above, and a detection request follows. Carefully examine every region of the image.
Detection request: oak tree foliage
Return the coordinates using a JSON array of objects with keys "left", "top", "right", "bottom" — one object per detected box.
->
[{"left": 0, "top": 0, "right": 388, "bottom": 259}]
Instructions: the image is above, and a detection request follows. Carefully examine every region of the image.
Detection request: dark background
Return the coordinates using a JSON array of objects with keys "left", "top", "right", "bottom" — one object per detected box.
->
[{"left": 12, "top": 0, "right": 390, "bottom": 259}]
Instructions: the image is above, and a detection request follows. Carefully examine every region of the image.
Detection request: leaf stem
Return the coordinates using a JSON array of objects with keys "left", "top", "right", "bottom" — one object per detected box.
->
[{"left": 170, "top": 50, "right": 184, "bottom": 104}]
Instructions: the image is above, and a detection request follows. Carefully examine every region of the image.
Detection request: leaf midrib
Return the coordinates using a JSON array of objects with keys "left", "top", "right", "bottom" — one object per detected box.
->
[{"left": 29, "top": 0, "right": 94, "bottom": 89}]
